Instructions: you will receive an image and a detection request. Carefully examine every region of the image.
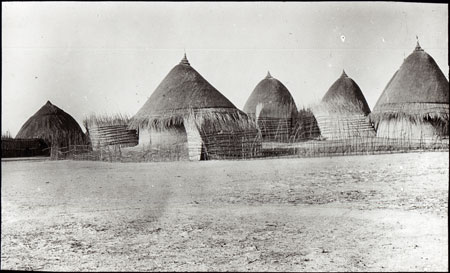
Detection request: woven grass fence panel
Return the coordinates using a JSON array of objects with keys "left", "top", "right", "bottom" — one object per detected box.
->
[
  {"left": 292, "top": 115, "right": 321, "bottom": 141},
  {"left": 252, "top": 115, "right": 321, "bottom": 143},
  {"left": 50, "top": 135, "right": 448, "bottom": 162},
  {"left": 88, "top": 125, "right": 138, "bottom": 150},
  {"left": 103, "top": 143, "right": 189, "bottom": 162},
  {"left": 201, "top": 130, "right": 262, "bottom": 160},
  {"left": 1, "top": 138, "right": 49, "bottom": 158},
  {"left": 256, "top": 117, "right": 293, "bottom": 142},
  {"left": 375, "top": 117, "right": 447, "bottom": 139},
  {"left": 315, "top": 114, "right": 376, "bottom": 140},
  {"left": 261, "top": 136, "right": 448, "bottom": 158},
  {"left": 50, "top": 143, "right": 190, "bottom": 162}
]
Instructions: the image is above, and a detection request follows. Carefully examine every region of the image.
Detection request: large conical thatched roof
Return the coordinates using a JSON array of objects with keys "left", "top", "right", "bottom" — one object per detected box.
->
[
  {"left": 243, "top": 71, "right": 298, "bottom": 118},
  {"left": 16, "top": 100, "right": 86, "bottom": 147},
  {"left": 321, "top": 70, "right": 371, "bottom": 115},
  {"left": 371, "top": 42, "right": 449, "bottom": 122},
  {"left": 130, "top": 54, "right": 252, "bottom": 131}
]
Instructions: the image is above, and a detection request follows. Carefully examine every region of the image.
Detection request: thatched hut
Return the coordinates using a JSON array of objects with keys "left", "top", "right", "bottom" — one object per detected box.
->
[
  {"left": 15, "top": 101, "right": 86, "bottom": 148},
  {"left": 129, "top": 54, "right": 260, "bottom": 161},
  {"left": 83, "top": 114, "right": 138, "bottom": 151},
  {"left": 243, "top": 71, "right": 298, "bottom": 142},
  {"left": 370, "top": 42, "right": 449, "bottom": 140},
  {"left": 313, "top": 70, "right": 376, "bottom": 139}
]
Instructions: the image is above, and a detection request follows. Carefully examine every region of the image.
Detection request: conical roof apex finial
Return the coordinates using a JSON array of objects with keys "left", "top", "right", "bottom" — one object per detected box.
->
[
  {"left": 341, "top": 69, "right": 348, "bottom": 78},
  {"left": 415, "top": 36, "right": 423, "bottom": 51},
  {"left": 266, "top": 71, "right": 272, "bottom": 79},
  {"left": 415, "top": 41, "right": 423, "bottom": 51},
  {"left": 180, "top": 52, "right": 190, "bottom": 65},
  {"left": 46, "top": 100, "right": 52, "bottom": 105}
]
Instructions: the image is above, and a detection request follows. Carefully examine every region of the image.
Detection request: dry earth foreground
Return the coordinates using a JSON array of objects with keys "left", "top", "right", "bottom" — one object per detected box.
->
[{"left": 1, "top": 152, "right": 448, "bottom": 271}]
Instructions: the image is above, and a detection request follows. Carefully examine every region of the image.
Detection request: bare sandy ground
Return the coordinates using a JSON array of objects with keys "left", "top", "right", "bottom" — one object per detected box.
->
[{"left": 1, "top": 152, "right": 448, "bottom": 271}]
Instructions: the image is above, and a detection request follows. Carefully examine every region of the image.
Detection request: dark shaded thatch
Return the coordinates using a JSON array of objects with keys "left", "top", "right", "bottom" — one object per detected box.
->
[
  {"left": 242, "top": 72, "right": 298, "bottom": 142},
  {"left": 370, "top": 42, "right": 449, "bottom": 125},
  {"left": 15, "top": 101, "right": 86, "bottom": 147},
  {"left": 1, "top": 138, "right": 49, "bottom": 158},
  {"left": 292, "top": 107, "right": 321, "bottom": 141},
  {"left": 243, "top": 71, "right": 298, "bottom": 119},
  {"left": 322, "top": 70, "right": 371, "bottom": 115}
]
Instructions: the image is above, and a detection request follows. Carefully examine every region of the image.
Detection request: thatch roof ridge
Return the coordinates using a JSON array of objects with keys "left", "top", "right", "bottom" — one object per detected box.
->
[
  {"left": 16, "top": 101, "right": 86, "bottom": 146},
  {"left": 373, "top": 45, "right": 449, "bottom": 109},
  {"left": 370, "top": 102, "right": 449, "bottom": 123},
  {"left": 83, "top": 113, "right": 132, "bottom": 128},
  {"left": 130, "top": 107, "right": 256, "bottom": 132},
  {"left": 321, "top": 71, "right": 371, "bottom": 115},
  {"left": 243, "top": 72, "right": 298, "bottom": 117}
]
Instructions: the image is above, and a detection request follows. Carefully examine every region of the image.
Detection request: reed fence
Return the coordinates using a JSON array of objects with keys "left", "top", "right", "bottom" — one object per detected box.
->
[
  {"left": 260, "top": 136, "right": 448, "bottom": 158},
  {"left": 1, "top": 138, "right": 50, "bottom": 158},
  {"left": 50, "top": 143, "right": 190, "bottom": 162},
  {"left": 255, "top": 117, "right": 292, "bottom": 142},
  {"left": 200, "top": 130, "right": 262, "bottom": 160},
  {"left": 314, "top": 114, "right": 376, "bottom": 139},
  {"left": 49, "top": 134, "right": 448, "bottom": 162}
]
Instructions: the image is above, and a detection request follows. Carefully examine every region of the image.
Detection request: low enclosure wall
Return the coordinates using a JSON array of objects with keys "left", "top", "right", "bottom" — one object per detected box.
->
[
  {"left": 261, "top": 136, "right": 448, "bottom": 158},
  {"left": 200, "top": 130, "right": 262, "bottom": 160},
  {"left": 1, "top": 138, "right": 50, "bottom": 158},
  {"left": 255, "top": 117, "right": 293, "bottom": 142},
  {"left": 50, "top": 135, "right": 448, "bottom": 162}
]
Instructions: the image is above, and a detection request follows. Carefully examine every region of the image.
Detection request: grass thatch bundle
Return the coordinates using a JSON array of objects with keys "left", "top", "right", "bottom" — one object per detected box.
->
[
  {"left": 369, "top": 103, "right": 449, "bottom": 124},
  {"left": 15, "top": 101, "right": 87, "bottom": 147},
  {"left": 134, "top": 108, "right": 257, "bottom": 133},
  {"left": 83, "top": 113, "right": 132, "bottom": 128}
]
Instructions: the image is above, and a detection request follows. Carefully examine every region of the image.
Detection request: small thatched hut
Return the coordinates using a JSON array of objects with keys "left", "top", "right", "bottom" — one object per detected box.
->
[
  {"left": 129, "top": 54, "right": 260, "bottom": 160},
  {"left": 313, "top": 70, "right": 376, "bottom": 139},
  {"left": 15, "top": 101, "right": 86, "bottom": 148},
  {"left": 370, "top": 42, "right": 449, "bottom": 140},
  {"left": 243, "top": 71, "right": 298, "bottom": 142},
  {"left": 83, "top": 114, "right": 138, "bottom": 151}
]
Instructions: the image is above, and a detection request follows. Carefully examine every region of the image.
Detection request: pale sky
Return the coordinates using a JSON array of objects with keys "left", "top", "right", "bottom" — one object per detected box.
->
[{"left": 2, "top": 2, "right": 448, "bottom": 135}]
